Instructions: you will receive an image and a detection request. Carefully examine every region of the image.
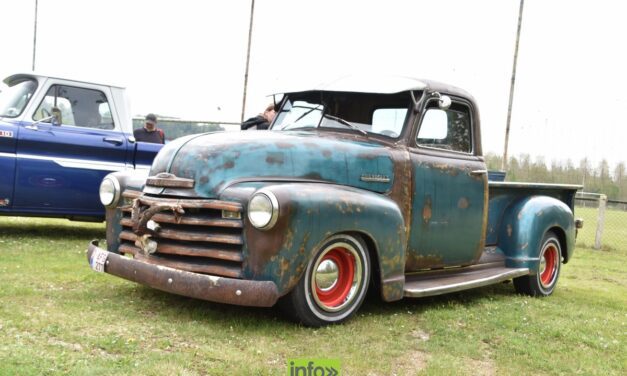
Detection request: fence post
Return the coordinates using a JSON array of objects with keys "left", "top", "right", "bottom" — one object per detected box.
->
[{"left": 594, "top": 194, "right": 607, "bottom": 250}]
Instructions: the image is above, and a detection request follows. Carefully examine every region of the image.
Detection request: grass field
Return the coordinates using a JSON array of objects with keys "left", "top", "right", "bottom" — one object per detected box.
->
[{"left": 0, "top": 215, "right": 625, "bottom": 375}]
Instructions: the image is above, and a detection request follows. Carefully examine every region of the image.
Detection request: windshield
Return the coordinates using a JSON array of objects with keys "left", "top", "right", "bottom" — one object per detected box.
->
[
  {"left": 0, "top": 79, "right": 38, "bottom": 118},
  {"left": 272, "top": 91, "right": 410, "bottom": 138}
]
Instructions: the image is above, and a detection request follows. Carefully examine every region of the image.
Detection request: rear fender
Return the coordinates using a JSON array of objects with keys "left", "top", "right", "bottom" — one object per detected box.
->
[
  {"left": 497, "top": 196, "right": 575, "bottom": 272},
  {"left": 223, "top": 183, "right": 407, "bottom": 302}
]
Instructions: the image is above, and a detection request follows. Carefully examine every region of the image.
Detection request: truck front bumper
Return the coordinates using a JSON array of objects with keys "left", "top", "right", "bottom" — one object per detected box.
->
[{"left": 86, "top": 240, "right": 279, "bottom": 307}]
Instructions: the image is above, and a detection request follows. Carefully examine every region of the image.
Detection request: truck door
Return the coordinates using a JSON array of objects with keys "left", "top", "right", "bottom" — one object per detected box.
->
[
  {"left": 13, "top": 83, "right": 129, "bottom": 216},
  {"left": 406, "top": 97, "right": 488, "bottom": 270}
]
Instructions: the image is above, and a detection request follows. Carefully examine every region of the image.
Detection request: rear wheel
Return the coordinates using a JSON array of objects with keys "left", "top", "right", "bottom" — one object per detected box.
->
[
  {"left": 279, "top": 234, "right": 370, "bottom": 327},
  {"left": 514, "top": 231, "right": 562, "bottom": 296}
]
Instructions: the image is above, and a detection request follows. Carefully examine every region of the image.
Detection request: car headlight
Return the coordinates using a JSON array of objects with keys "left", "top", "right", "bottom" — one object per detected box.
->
[
  {"left": 99, "top": 176, "right": 120, "bottom": 207},
  {"left": 247, "top": 190, "right": 279, "bottom": 230}
]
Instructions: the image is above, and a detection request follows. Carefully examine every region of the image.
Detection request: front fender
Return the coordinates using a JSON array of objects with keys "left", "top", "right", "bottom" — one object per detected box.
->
[
  {"left": 223, "top": 183, "right": 407, "bottom": 301},
  {"left": 497, "top": 195, "right": 575, "bottom": 271}
]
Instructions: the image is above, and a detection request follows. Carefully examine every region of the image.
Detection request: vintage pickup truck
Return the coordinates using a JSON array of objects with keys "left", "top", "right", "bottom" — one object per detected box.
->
[
  {"left": 87, "top": 76, "right": 582, "bottom": 326},
  {"left": 0, "top": 73, "right": 162, "bottom": 221}
]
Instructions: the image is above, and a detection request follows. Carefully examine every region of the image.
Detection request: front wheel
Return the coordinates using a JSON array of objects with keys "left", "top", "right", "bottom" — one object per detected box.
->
[
  {"left": 279, "top": 234, "right": 371, "bottom": 327},
  {"left": 514, "top": 231, "right": 562, "bottom": 296}
]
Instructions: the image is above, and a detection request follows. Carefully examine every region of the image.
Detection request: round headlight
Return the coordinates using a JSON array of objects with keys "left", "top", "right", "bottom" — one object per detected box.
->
[
  {"left": 99, "top": 176, "right": 120, "bottom": 207},
  {"left": 248, "top": 190, "right": 279, "bottom": 230}
]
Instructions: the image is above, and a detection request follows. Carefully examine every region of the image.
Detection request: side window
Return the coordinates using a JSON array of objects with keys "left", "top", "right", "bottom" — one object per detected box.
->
[
  {"left": 33, "top": 85, "right": 115, "bottom": 130},
  {"left": 372, "top": 108, "right": 407, "bottom": 138},
  {"left": 417, "top": 103, "right": 472, "bottom": 153}
]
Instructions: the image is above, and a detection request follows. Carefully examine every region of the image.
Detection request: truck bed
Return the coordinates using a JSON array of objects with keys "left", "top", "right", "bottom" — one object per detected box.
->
[{"left": 486, "top": 181, "right": 581, "bottom": 247}]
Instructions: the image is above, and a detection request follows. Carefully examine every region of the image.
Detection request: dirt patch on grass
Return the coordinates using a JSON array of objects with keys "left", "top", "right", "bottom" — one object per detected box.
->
[
  {"left": 464, "top": 356, "right": 496, "bottom": 376},
  {"left": 390, "top": 350, "right": 430, "bottom": 376}
]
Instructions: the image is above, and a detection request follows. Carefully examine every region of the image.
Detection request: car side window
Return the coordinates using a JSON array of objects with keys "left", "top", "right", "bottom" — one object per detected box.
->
[
  {"left": 33, "top": 85, "right": 115, "bottom": 130},
  {"left": 417, "top": 103, "right": 472, "bottom": 153}
]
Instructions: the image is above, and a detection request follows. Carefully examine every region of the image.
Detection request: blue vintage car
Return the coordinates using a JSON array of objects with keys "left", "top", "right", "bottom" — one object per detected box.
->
[
  {"left": 88, "top": 76, "right": 582, "bottom": 326},
  {"left": 0, "top": 73, "right": 162, "bottom": 221}
]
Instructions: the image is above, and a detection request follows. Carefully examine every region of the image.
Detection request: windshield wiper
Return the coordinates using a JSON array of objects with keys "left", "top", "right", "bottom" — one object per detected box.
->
[
  {"left": 321, "top": 114, "right": 367, "bottom": 135},
  {"left": 280, "top": 104, "right": 323, "bottom": 130}
]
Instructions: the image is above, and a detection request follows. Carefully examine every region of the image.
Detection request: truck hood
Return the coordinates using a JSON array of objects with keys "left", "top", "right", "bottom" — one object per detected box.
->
[{"left": 147, "top": 130, "right": 395, "bottom": 198}]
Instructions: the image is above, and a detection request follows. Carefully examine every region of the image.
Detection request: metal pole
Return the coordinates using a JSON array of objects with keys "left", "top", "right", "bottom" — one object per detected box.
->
[
  {"left": 594, "top": 194, "right": 607, "bottom": 250},
  {"left": 32, "top": 0, "right": 38, "bottom": 71},
  {"left": 502, "top": 0, "right": 525, "bottom": 171},
  {"left": 240, "top": 0, "right": 255, "bottom": 123}
]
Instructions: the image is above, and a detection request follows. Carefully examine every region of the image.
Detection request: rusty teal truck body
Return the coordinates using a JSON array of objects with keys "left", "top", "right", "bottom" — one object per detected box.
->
[{"left": 87, "top": 76, "right": 582, "bottom": 326}]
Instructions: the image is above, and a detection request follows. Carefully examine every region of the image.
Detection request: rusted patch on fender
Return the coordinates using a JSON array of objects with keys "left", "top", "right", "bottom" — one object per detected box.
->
[
  {"left": 405, "top": 253, "right": 444, "bottom": 271},
  {"left": 265, "top": 153, "right": 285, "bottom": 165},
  {"left": 244, "top": 190, "right": 293, "bottom": 276},
  {"left": 430, "top": 162, "right": 460, "bottom": 177},
  {"left": 458, "top": 197, "right": 469, "bottom": 209},
  {"left": 381, "top": 278, "right": 405, "bottom": 301},
  {"left": 275, "top": 142, "right": 295, "bottom": 149},
  {"left": 422, "top": 196, "right": 432, "bottom": 225},
  {"left": 301, "top": 172, "right": 324, "bottom": 180},
  {"left": 388, "top": 149, "right": 412, "bottom": 239},
  {"left": 356, "top": 152, "right": 379, "bottom": 160}
]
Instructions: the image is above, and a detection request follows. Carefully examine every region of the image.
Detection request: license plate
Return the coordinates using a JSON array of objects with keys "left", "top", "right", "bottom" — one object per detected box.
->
[{"left": 90, "top": 248, "right": 109, "bottom": 273}]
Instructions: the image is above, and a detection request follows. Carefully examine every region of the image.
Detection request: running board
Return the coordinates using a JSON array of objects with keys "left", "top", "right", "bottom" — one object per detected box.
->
[{"left": 403, "top": 266, "right": 529, "bottom": 298}]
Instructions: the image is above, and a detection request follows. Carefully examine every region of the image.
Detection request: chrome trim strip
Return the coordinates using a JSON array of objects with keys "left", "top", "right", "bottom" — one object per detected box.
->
[
  {"left": 15, "top": 153, "right": 137, "bottom": 172},
  {"left": 360, "top": 174, "right": 391, "bottom": 183},
  {"left": 0, "top": 152, "right": 16, "bottom": 159}
]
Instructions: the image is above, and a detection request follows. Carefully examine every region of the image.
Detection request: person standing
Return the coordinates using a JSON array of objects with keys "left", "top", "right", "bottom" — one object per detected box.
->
[
  {"left": 241, "top": 104, "right": 276, "bottom": 130},
  {"left": 134, "top": 113, "right": 165, "bottom": 143}
]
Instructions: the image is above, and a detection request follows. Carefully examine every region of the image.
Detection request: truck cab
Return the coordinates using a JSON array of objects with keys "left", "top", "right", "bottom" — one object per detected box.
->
[
  {"left": 0, "top": 73, "right": 162, "bottom": 221},
  {"left": 87, "top": 75, "right": 580, "bottom": 326}
]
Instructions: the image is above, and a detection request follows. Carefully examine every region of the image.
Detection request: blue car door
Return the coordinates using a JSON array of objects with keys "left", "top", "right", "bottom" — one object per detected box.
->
[{"left": 13, "top": 82, "right": 130, "bottom": 217}]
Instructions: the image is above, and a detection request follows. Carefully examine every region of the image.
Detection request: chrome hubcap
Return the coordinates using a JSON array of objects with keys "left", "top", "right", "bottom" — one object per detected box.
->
[{"left": 315, "top": 259, "right": 339, "bottom": 291}]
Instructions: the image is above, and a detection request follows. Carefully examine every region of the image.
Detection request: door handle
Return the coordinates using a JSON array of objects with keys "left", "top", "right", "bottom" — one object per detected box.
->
[
  {"left": 469, "top": 169, "right": 488, "bottom": 176},
  {"left": 25, "top": 124, "right": 39, "bottom": 131},
  {"left": 103, "top": 137, "right": 124, "bottom": 146}
]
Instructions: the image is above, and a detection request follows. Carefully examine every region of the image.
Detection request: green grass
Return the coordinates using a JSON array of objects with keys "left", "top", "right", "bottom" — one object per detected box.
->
[{"left": 0, "top": 216, "right": 625, "bottom": 375}]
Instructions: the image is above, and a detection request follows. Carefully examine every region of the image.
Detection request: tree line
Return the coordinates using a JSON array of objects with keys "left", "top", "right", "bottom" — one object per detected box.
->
[{"left": 485, "top": 153, "right": 627, "bottom": 201}]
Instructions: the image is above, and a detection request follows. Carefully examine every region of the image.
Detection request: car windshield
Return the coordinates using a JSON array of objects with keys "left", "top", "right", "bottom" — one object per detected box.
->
[
  {"left": 0, "top": 79, "right": 38, "bottom": 118},
  {"left": 272, "top": 91, "right": 410, "bottom": 139}
]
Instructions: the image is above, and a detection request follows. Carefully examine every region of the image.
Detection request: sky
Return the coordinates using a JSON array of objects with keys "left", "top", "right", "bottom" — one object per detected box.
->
[{"left": 0, "top": 0, "right": 625, "bottom": 170}]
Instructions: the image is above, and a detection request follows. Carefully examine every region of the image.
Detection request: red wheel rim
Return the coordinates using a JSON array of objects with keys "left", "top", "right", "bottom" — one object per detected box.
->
[
  {"left": 314, "top": 248, "right": 355, "bottom": 308},
  {"left": 540, "top": 244, "right": 558, "bottom": 287}
]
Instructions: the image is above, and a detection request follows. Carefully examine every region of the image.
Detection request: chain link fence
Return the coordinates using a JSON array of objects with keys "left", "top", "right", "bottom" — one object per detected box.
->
[{"left": 574, "top": 192, "right": 627, "bottom": 250}]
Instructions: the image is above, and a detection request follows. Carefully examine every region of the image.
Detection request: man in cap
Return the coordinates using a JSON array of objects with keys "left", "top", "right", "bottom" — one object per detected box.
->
[{"left": 133, "top": 113, "right": 165, "bottom": 144}]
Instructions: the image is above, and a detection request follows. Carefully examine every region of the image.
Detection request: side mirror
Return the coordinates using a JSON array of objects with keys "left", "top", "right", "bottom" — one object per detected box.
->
[
  {"left": 438, "top": 95, "right": 451, "bottom": 110},
  {"left": 51, "top": 107, "right": 62, "bottom": 126}
]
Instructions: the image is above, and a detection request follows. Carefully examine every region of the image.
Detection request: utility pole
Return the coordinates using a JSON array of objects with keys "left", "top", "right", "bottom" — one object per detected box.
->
[
  {"left": 32, "top": 0, "right": 39, "bottom": 71},
  {"left": 240, "top": 0, "right": 255, "bottom": 123},
  {"left": 502, "top": 0, "right": 525, "bottom": 171}
]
